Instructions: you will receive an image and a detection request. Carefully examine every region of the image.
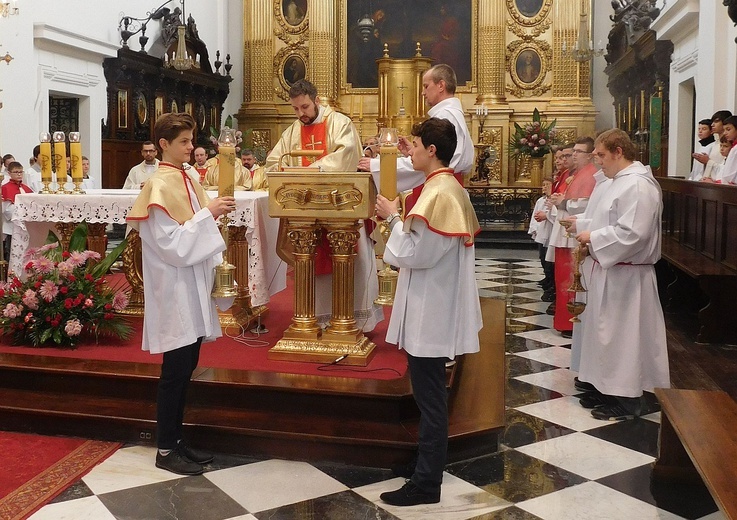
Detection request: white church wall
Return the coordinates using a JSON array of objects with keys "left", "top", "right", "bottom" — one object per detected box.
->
[
  {"left": 592, "top": 0, "right": 615, "bottom": 131},
  {"left": 0, "top": 0, "right": 243, "bottom": 184}
]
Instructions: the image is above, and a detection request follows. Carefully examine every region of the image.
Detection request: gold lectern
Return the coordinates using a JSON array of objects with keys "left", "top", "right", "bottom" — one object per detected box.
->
[{"left": 268, "top": 171, "right": 377, "bottom": 365}]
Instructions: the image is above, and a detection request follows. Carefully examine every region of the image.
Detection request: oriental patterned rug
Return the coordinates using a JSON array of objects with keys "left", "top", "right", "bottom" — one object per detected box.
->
[{"left": 0, "top": 431, "right": 119, "bottom": 520}]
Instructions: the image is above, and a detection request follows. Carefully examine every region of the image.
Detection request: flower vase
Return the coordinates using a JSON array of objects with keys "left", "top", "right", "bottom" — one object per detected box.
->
[{"left": 528, "top": 156, "right": 545, "bottom": 186}]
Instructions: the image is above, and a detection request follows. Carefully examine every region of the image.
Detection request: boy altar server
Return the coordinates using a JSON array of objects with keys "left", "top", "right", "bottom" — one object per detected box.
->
[
  {"left": 375, "top": 118, "right": 482, "bottom": 506},
  {"left": 127, "top": 113, "right": 236, "bottom": 475}
]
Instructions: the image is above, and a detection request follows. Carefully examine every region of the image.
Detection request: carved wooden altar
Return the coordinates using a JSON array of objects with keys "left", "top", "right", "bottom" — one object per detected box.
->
[{"left": 267, "top": 170, "right": 376, "bottom": 365}]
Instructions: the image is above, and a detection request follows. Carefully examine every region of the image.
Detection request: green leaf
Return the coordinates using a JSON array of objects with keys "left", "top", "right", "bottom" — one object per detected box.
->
[
  {"left": 45, "top": 230, "right": 60, "bottom": 245},
  {"left": 90, "top": 237, "right": 128, "bottom": 279},
  {"left": 40, "top": 328, "right": 52, "bottom": 344},
  {"left": 224, "top": 115, "right": 233, "bottom": 128},
  {"left": 68, "top": 222, "right": 89, "bottom": 252},
  {"left": 533, "top": 108, "right": 541, "bottom": 122},
  {"left": 53, "top": 328, "right": 62, "bottom": 343}
]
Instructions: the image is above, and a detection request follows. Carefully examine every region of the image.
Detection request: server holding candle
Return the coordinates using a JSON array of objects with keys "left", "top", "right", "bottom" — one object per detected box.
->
[{"left": 126, "top": 112, "right": 236, "bottom": 476}]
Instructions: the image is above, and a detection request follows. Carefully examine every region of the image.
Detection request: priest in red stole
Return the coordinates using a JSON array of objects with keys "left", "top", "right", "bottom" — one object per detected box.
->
[
  {"left": 546, "top": 137, "right": 597, "bottom": 336},
  {"left": 264, "top": 79, "right": 383, "bottom": 332}
]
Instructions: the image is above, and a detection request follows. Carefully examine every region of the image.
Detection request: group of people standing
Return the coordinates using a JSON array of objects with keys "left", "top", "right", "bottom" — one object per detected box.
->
[
  {"left": 530, "top": 130, "right": 670, "bottom": 421},
  {"left": 689, "top": 109, "right": 737, "bottom": 184}
]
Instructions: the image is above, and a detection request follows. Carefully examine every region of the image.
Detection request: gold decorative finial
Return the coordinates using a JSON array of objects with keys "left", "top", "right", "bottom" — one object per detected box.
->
[
  {"left": 415, "top": 42, "right": 422, "bottom": 57},
  {"left": 383, "top": 43, "right": 389, "bottom": 58}
]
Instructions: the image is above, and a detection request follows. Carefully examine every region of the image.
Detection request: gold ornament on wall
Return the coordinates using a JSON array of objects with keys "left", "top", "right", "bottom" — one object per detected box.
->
[
  {"left": 274, "top": 0, "right": 308, "bottom": 34},
  {"left": 274, "top": 44, "right": 309, "bottom": 101},
  {"left": 506, "top": 0, "right": 553, "bottom": 27},
  {"left": 506, "top": 40, "right": 552, "bottom": 96},
  {"left": 507, "top": 18, "right": 551, "bottom": 41}
]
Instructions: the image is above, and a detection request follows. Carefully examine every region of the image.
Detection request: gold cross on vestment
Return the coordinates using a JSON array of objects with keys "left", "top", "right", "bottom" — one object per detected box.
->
[{"left": 305, "top": 135, "right": 323, "bottom": 150}]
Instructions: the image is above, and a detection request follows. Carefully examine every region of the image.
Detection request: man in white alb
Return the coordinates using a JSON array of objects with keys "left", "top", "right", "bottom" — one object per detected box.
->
[{"left": 123, "top": 141, "right": 160, "bottom": 189}]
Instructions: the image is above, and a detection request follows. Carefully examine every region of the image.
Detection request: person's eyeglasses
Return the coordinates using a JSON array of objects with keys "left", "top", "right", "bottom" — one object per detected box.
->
[
  {"left": 560, "top": 153, "right": 573, "bottom": 158},
  {"left": 9, "top": 170, "right": 23, "bottom": 174},
  {"left": 572, "top": 149, "right": 591, "bottom": 155}
]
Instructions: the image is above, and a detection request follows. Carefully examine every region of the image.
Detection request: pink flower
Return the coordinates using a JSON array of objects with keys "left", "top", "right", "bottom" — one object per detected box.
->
[
  {"left": 520, "top": 138, "right": 528, "bottom": 145},
  {"left": 112, "top": 291, "right": 129, "bottom": 312},
  {"left": 64, "top": 319, "right": 83, "bottom": 336},
  {"left": 39, "top": 280, "right": 59, "bottom": 302},
  {"left": 22, "top": 289, "right": 39, "bottom": 310},
  {"left": 539, "top": 139, "right": 546, "bottom": 145},
  {"left": 57, "top": 261, "right": 75, "bottom": 278},
  {"left": 3, "top": 303, "right": 22, "bottom": 318},
  {"left": 24, "top": 312, "right": 34, "bottom": 323},
  {"left": 84, "top": 298, "right": 94, "bottom": 308},
  {"left": 31, "top": 257, "right": 55, "bottom": 274},
  {"left": 68, "top": 251, "right": 86, "bottom": 267},
  {"left": 84, "top": 251, "right": 101, "bottom": 262}
]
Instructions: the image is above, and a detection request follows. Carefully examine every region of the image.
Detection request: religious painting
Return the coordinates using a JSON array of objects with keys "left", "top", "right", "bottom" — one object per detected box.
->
[
  {"left": 515, "top": 49, "right": 541, "bottom": 84},
  {"left": 197, "top": 104, "right": 207, "bottom": 130},
  {"left": 155, "top": 95, "right": 164, "bottom": 122},
  {"left": 171, "top": 99, "right": 179, "bottom": 113},
  {"left": 117, "top": 90, "right": 128, "bottom": 129},
  {"left": 282, "top": 0, "right": 306, "bottom": 26},
  {"left": 515, "top": 0, "right": 544, "bottom": 18},
  {"left": 210, "top": 106, "right": 218, "bottom": 128},
  {"left": 185, "top": 101, "right": 194, "bottom": 117},
  {"left": 136, "top": 93, "right": 148, "bottom": 126},
  {"left": 346, "top": 0, "right": 472, "bottom": 89},
  {"left": 283, "top": 55, "right": 306, "bottom": 86}
]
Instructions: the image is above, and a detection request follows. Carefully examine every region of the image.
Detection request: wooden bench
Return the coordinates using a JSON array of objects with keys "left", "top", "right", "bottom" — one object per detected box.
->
[
  {"left": 653, "top": 388, "right": 737, "bottom": 520},
  {"left": 657, "top": 178, "right": 737, "bottom": 344}
]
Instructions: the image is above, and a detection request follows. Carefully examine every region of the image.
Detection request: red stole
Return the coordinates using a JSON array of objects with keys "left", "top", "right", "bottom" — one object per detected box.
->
[
  {"left": 194, "top": 166, "right": 208, "bottom": 183},
  {"left": 404, "top": 172, "right": 464, "bottom": 214},
  {"left": 300, "top": 121, "right": 328, "bottom": 167},
  {"left": 552, "top": 169, "right": 570, "bottom": 194}
]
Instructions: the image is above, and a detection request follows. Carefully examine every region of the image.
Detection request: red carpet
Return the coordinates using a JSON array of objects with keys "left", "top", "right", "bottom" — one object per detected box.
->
[
  {"left": 0, "top": 431, "right": 119, "bottom": 520},
  {"left": 0, "top": 276, "right": 407, "bottom": 380}
]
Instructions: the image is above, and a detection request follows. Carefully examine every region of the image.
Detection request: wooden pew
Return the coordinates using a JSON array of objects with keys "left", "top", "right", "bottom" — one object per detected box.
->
[
  {"left": 653, "top": 388, "right": 737, "bottom": 520},
  {"left": 657, "top": 178, "right": 737, "bottom": 344}
]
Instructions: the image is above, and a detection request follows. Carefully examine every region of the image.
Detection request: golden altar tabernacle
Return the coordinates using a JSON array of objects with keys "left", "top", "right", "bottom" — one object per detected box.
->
[{"left": 268, "top": 170, "right": 377, "bottom": 365}]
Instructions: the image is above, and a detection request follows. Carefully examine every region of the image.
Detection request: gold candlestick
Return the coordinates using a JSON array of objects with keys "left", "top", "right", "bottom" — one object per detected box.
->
[
  {"left": 375, "top": 127, "right": 400, "bottom": 306},
  {"left": 39, "top": 132, "right": 53, "bottom": 194},
  {"left": 52, "top": 131, "right": 69, "bottom": 194},
  {"left": 567, "top": 245, "right": 587, "bottom": 323},
  {"left": 212, "top": 128, "right": 238, "bottom": 299},
  {"left": 69, "top": 132, "right": 85, "bottom": 194}
]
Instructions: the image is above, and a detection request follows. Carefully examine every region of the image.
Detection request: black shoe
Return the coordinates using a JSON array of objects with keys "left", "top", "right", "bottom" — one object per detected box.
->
[
  {"left": 178, "top": 443, "right": 214, "bottom": 464},
  {"left": 574, "top": 377, "right": 596, "bottom": 393},
  {"left": 545, "top": 302, "right": 556, "bottom": 315},
  {"left": 578, "top": 392, "right": 616, "bottom": 409},
  {"left": 560, "top": 330, "right": 572, "bottom": 339},
  {"left": 591, "top": 403, "right": 640, "bottom": 421},
  {"left": 380, "top": 481, "right": 440, "bottom": 506},
  {"left": 541, "top": 289, "right": 556, "bottom": 302},
  {"left": 156, "top": 450, "right": 204, "bottom": 475},
  {"left": 391, "top": 461, "right": 416, "bottom": 479}
]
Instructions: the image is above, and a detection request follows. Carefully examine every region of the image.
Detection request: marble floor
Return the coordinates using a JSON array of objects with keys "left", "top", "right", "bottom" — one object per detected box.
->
[{"left": 25, "top": 250, "right": 726, "bottom": 520}]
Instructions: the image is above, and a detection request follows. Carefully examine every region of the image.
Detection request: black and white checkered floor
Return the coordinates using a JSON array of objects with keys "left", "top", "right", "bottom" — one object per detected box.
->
[{"left": 28, "top": 250, "right": 724, "bottom": 520}]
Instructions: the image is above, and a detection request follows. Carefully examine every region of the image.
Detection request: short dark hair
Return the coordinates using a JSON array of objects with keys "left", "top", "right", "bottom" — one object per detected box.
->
[
  {"left": 411, "top": 117, "right": 457, "bottom": 166},
  {"left": 426, "top": 64, "right": 457, "bottom": 94},
  {"left": 33, "top": 145, "right": 41, "bottom": 159},
  {"left": 595, "top": 128, "right": 637, "bottom": 161},
  {"left": 574, "top": 136, "right": 595, "bottom": 153},
  {"left": 7, "top": 161, "right": 23, "bottom": 172},
  {"left": 711, "top": 110, "right": 732, "bottom": 123},
  {"left": 561, "top": 143, "right": 575, "bottom": 150},
  {"left": 723, "top": 115, "right": 737, "bottom": 128},
  {"left": 699, "top": 119, "right": 713, "bottom": 127},
  {"left": 142, "top": 141, "right": 155, "bottom": 149},
  {"left": 82, "top": 156, "right": 89, "bottom": 161},
  {"left": 154, "top": 113, "right": 196, "bottom": 152},
  {"left": 720, "top": 135, "right": 732, "bottom": 144},
  {"left": 288, "top": 79, "right": 318, "bottom": 100},
  {"left": 2, "top": 153, "right": 14, "bottom": 165},
  {"left": 241, "top": 148, "right": 255, "bottom": 156}
]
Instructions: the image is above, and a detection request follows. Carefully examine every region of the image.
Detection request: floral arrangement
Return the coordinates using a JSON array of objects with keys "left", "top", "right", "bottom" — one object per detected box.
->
[
  {"left": 0, "top": 224, "right": 132, "bottom": 348},
  {"left": 509, "top": 108, "right": 557, "bottom": 158}
]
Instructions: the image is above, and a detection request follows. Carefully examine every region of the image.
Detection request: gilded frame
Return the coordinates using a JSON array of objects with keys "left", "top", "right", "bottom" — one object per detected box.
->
[
  {"left": 274, "top": 0, "right": 308, "bottom": 34},
  {"left": 274, "top": 45, "right": 309, "bottom": 101},
  {"left": 155, "top": 95, "right": 164, "bottom": 122},
  {"left": 339, "top": 0, "right": 478, "bottom": 94},
  {"left": 508, "top": 40, "right": 550, "bottom": 92},
  {"left": 117, "top": 89, "right": 128, "bottom": 129},
  {"left": 506, "top": 0, "right": 552, "bottom": 27}
]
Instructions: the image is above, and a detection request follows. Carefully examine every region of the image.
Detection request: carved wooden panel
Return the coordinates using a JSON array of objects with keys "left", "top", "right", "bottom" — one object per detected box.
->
[
  {"left": 700, "top": 199, "right": 717, "bottom": 259},
  {"left": 683, "top": 195, "right": 697, "bottom": 250},
  {"left": 722, "top": 203, "right": 737, "bottom": 270}
]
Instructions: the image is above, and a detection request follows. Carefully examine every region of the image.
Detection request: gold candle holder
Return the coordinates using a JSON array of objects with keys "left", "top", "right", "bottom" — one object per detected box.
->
[
  {"left": 212, "top": 127, "right": 238, "bottom": 299},
  {"left": 374, "top": 127, "right": 400, "bottom": 306},
  {"left": 69, "top": 132, "right": 85, "bottom": 194},
  {"left": 52, "top": 131, "right": 70, "bottom": 194},
  {"left": 39, "top": 132, "right": 53, "bottom": 194},
  {"left": 567, "top": 245, "right": 587, "bottom": 323}
]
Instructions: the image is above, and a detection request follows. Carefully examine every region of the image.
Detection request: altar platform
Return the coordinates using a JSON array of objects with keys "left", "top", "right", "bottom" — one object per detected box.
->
[{"left": 0, "top": 297, "right": 505, "bottom": 468}]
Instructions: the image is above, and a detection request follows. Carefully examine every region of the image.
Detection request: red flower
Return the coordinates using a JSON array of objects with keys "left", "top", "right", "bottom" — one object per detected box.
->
[
  {"left": 34, "top": 281, "right": 41, "bottom": 289},
  {"left": 68, "top": 275, "right": 76, "bottom": 282},
  {"left": 85, "top": 274, "right": 94, "bottom": 282},
  {"left": 60, "top": 286, "right": 68, "bottom": 294},
  {"left": 104, "top": 313, "right": 114, "bottom": 319},
  {"left": 104, "top": 304, "right": 112, "bottom": 311},
  {"left": 25, "top": 262, "right": 33, "bottom": 270},
  {"left": 64, "top": 298, "right": 73, "bottom": 309},
  {"left": 62, "top": 251, "right": 71, "bottom": 259}
]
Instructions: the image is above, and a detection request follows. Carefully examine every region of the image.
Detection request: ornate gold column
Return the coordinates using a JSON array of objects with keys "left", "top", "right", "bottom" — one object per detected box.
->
[
  {"left": 119, "top": 229, "right": 144, "bottom": 316},
  {"left": 322, "top": 221, "right": 361, "bottom": 341},
  {"left": 307, "top": 0, "right": 338, "bottom": 105},
  {"left": 86, "top": 223, "right": 108, "bottom": 260},
  {"left": 477, "top": 0, "right": 507, "bottom": 105},
  {"left": 243, "top": 0, "right": 274, "bottom": 103},
  {"left": 283, "top": 220, "right": 322, "bottom": 340},
  {"left": 218, "top": 226, "right": 266, "bottom": 327}
]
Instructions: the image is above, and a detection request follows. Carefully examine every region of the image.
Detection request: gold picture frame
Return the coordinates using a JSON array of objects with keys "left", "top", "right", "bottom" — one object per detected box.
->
[
  {"left": 117, "top": 90, "right": 128, "bottom": 129},
  {"left": 155, "top": 95, "right": 164, "bottom": 122},
  {"left": 136, "top": 93, "right": 148, "bottom": 126},
  {"left": 197, "top": 104, "right": 206, "bottom": 130},
  {"left": 185, "top": 101, "right": 194, "bottom": 116},
  {"left": 507, "top": 40, "right": 552, "bottom": 92},
  {"left": 506, "top": 0, "right": 552, "bottom": 27},
  {"left": 274, "top": 0, "right": 308, "bottom": 34}
]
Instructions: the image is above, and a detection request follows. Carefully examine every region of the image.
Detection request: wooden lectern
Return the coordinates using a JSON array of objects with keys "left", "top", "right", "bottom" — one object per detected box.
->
[{"left": 268, "top": 171, "right": 377, "bottom": 365}]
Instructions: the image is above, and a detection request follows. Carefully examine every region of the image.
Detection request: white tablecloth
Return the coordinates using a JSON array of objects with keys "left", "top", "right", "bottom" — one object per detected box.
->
[{"left": 10, "top": 189, "right": 286, "bottom": 307}]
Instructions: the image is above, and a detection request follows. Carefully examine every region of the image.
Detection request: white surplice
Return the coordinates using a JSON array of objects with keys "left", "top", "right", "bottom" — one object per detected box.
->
[
  {"left": 383, "top": 219, "right": 481, "bottom": 359},
  {"left": 575, "top": 162, "right": 670, "bottom": 397},
  {"left": 367, "top": 97, "right": 474, "bottom": 192},
  {"left": 137, "top": 193, "right": 227, "bottom": 354}
]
